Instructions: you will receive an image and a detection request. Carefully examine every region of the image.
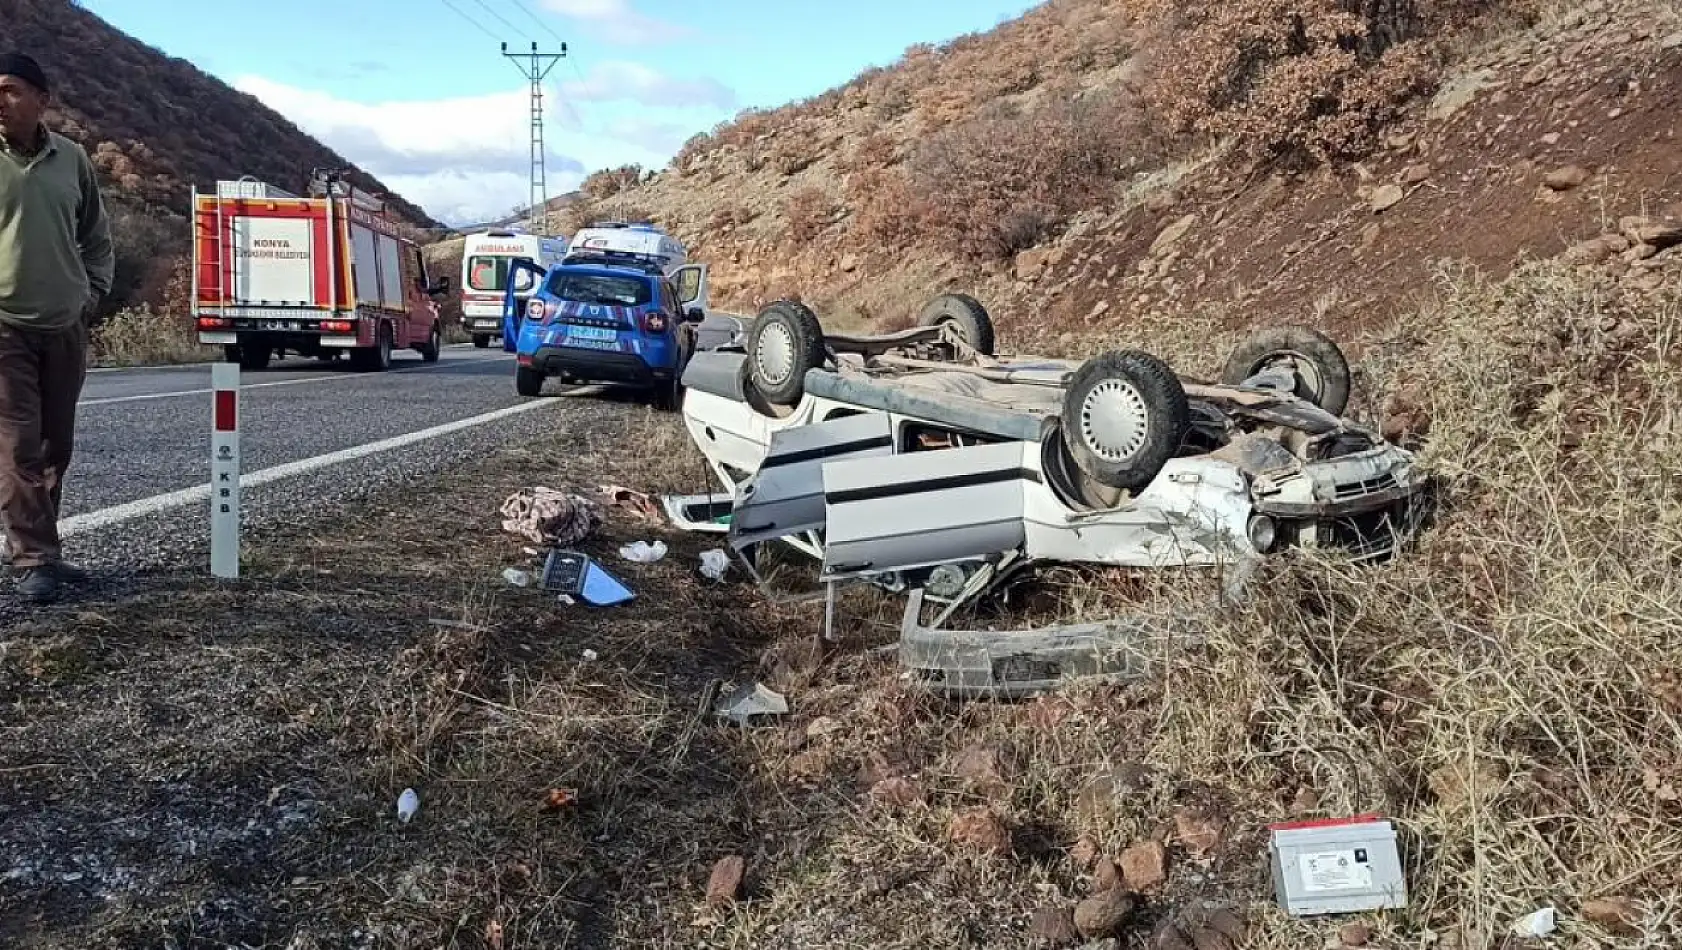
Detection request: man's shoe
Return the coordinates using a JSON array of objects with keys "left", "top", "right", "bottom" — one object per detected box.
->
[
  {"left": 16, "top": 569, "right": 62, "bottom": 604},
  {"left": 45, "top": 560, "right": 89, "bottom": 584}
]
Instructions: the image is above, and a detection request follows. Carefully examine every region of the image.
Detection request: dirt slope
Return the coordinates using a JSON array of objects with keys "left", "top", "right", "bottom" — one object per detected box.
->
[{"left": 580, "top": 0, "right": 1681, "bottom": 353}]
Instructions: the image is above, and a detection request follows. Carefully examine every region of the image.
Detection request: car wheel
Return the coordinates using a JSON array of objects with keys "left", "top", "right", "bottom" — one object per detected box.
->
[
  {"left": 419, "top": 323, "right": 442, "bottom": 363},
  {"left": 1220, "top": 325, "right": 1351, "bottom": 416},
  {"left": 1060, "top": 349, "right": 1191, "bottom": 493},
  {"left": 472, "top": 334, "right": 490, "bottom": 349},
  {"left": 916, "top": 292, "right": 996, "bottom": 356},
  {"left": 516, "top": 366, "right": 545, "bottom": 398},
  {"left": 746, "top": 299, "right": 825, "bottom": 407},
  {"left": 239, "top": 345, "right": 271, "bottom": 371}
]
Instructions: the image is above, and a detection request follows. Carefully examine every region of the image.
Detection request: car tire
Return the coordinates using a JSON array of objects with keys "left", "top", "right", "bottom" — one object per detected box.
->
[
  {"left": 916, "top": 292, "right": 996, "bottom": 356},
  {"left": 418, "top": 323, "right": 442, "bottom": 363},
  {"left": 472, "top": 334, "right": 490, "bottom": 349},
  {"left": 239, "top": 345, "right": 271, "bottom": 371},
  {"left": 746, "top": 299, "right": 825, "bottom": 407},
  {"left": 1060, "top": 349, "right": 1191, "bottom": 493},
  {"left": 351, "top": 324, "right": 394, "bottom": 372},
  {"left": 1220, "top": 325, "right": 1351, "bottom": 416},
  {"left": 516, "top": 366, "right": 545, "bottom": 398}
]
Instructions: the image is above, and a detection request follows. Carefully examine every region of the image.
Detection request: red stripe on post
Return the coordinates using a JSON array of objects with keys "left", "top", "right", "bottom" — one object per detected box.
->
[{"left": 214, "top": 390, "right": 238, "bottom": 432}]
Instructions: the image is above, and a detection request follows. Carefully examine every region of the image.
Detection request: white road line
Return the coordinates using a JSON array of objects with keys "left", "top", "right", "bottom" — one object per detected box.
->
[{"left": 59, "top": 398, "right": 561, "bottom": 538}]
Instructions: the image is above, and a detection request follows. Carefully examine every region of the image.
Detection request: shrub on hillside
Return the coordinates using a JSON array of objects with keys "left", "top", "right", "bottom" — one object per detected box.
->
[
  {"left": 901, "top": 93, "right": 1159, "bottom": 259},
  {"left": 581, "top": 165, "right": 644, "bottom": 201},
  {"left": 1138, "top": 0, "right": 1531, "bottom": 165}
]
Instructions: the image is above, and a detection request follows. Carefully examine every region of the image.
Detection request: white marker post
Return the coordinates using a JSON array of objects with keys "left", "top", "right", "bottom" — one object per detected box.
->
[{"left": 210, "top": 363, "right": 240, "bottom": 579}]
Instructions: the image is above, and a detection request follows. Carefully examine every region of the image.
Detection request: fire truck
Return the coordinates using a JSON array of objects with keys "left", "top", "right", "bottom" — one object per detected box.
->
[{"left": 192, "top": 173, "right": 450, "bottom": 371}]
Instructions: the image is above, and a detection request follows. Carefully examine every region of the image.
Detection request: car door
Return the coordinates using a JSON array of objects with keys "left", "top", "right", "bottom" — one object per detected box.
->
[
  {"left": 672, "top": 264, "right": 710, "bottom": 314},
  {"left": 819, "top": 440, "right": 1035, "bottom": 582},
  {"left": 727, "top": 411, "right": 895, "bottom": 552},
  {"left": 502, "top": 258, "right": 547, "bottom": 352}
]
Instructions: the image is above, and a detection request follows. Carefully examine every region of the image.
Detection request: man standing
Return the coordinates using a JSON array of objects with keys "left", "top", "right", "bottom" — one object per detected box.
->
[{"left": 0, "top": 52, "right": 114, "bottom": 604}]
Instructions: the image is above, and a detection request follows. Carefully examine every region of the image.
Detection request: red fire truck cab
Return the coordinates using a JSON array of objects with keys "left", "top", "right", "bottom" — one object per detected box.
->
[{"left": 192, "top": 173, "right": 450, "bottom": 371}]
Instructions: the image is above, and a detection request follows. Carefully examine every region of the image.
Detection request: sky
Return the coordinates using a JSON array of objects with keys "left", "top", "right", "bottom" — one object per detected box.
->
[{"left": 81, "top": 0, "right": 1043, "bottom": 226}]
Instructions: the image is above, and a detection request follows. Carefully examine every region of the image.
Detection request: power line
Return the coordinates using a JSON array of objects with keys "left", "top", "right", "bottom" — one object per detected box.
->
[
  {"left": 465, "top": 0, "right": 528, "bottom": 38},
  {"left": 505, "top": 0, "right": 570, "bottom": 46},
  {"left": 436, "top": 0, "right": 503, "bottom": 43}
]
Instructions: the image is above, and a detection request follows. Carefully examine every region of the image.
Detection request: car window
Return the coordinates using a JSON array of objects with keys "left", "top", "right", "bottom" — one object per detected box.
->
[
  {"left": 468, "top": 255, "right": 538, "bottom": 292},
  {"left": 545, "top": 272, "right": 652, "bottom": 307}
]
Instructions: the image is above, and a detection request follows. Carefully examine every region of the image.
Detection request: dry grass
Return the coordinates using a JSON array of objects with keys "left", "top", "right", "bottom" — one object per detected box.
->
[
  {"left": 89, "top": 304, "right": 210, "bottom": 367},
  {"left": 7, "top": 265, "right": 1682, "bottom": 948}
]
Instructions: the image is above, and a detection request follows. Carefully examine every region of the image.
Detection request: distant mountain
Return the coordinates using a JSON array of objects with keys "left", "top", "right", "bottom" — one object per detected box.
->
[{"left": 0, "top": 0, "right": 446, "bottom": 311}]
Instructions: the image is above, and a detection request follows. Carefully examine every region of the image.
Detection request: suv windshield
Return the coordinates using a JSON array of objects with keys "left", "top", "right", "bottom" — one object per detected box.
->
[
  {"left": 467, "top": 255, "right": 537, "bottom": 293},
  {"left": 546, "top": 271, "right": 652, "bottom": 307}
]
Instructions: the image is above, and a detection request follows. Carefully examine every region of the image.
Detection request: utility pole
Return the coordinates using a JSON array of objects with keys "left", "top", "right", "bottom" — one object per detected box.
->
[{"left": 502, "top": 41, "right": 566, "bottom": 236}]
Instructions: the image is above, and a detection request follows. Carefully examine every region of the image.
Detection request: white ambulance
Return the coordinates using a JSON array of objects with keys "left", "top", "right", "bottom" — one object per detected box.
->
[
  {"left": 459, "top": 228, "right": 569, "bottom": 348},
  {"left": 561, "top": 222, "right": 707, "bottom": 312}
]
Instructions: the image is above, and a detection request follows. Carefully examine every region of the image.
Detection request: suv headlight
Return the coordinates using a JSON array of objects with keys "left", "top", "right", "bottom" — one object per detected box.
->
[{"left": 1247, "top": 515, "right": 1278, "bottom": 553}]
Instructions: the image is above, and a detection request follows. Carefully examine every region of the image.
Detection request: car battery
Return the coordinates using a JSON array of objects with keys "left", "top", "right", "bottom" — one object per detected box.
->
[{"left": 1268, "top": 814, "right": 1407, "bottom": 916}]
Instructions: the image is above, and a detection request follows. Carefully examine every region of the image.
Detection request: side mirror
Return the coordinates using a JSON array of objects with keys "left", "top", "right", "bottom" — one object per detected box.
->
[
  {"left": 684, "top": 306, "right": 706, "bottom": 323},
  {"left": 427, "top": 277, "right": 451, "bottom": 296}
]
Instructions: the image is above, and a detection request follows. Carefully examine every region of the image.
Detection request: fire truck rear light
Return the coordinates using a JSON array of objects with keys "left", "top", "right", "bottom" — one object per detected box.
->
[
  {"left": 197, "top": 317, "right": 230, "bottom": 329},
  {"left": 322, "top": 320, "right": 354, "bottom": 333}
]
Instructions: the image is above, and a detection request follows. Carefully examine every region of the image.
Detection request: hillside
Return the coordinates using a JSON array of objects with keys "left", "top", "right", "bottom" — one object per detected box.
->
[
  {"left": 0, "top": 0, "right": 444, "bottom": 320},
  {"left": 580, "top": 0, "right": 1682, "bottom": 346}
]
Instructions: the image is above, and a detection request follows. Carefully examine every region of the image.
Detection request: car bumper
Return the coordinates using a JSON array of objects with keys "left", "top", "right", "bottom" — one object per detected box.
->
[
  {"left": 526, "top": 346, "right": 670, "bottom": 385},
  {"left": 898, "top": 590, "right": 1188, "bottom": 699}
]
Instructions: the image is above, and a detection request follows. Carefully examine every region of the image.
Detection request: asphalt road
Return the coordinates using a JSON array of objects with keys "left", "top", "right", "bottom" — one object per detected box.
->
[{"left": 2, "top": 313, "right": 747, "bottom": 611}]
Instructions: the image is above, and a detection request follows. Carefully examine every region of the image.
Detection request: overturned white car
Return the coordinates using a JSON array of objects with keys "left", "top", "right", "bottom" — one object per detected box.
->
[{"left": 665, "top": 294, "right": 1432, "bottom": 697}]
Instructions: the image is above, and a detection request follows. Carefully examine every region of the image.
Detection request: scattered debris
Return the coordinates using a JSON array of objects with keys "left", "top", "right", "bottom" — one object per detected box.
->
[
  {"left": 396, "top": 788, "right": 419, "bottom": 824},
  {"left": 1070, "top": 835, "right": 1102, "bottom": 868},
  {"left": 1511, "top": 906, "right": 1557, "bottom": 938},
  {"left": 499, "top": 488, "right": 601, "bottom": 546},
  {"left": 581, "top": 649, "right": 598, "bottom": 662},
  {"left": 594, "top": 484, "right": 662, "bottom": 521},
  {"left": 1338, "top": 921, "right": 1373, "bottom": 946},
  {"left": 698, "top": 549, "right": 730, "bottom": 581},
  {"left": 713, "top": 681, "right": 789, "bottom": 727},
  {"left": 705, "top": 855, "right": 746, "bottom": 906},
  {"left": 542, "top": 788, "right": 578, "bottom": 811},
  {"left": 1269, "top": 815, "right": 1407, "bottom": 916},
  {"left": 541, "top": 550, "right": 635, "bottom": 607},
  {"left": 618, "top": 540, "right": 669, "bottom": 563}
]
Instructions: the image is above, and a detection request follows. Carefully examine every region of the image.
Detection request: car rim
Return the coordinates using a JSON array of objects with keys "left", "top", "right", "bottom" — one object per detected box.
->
[
  {"left": 1079, "top": 378, "right": 1150, "bottom": 463},
  {"left": 756, "top": 322, "right": 795, "bottom": 384}
]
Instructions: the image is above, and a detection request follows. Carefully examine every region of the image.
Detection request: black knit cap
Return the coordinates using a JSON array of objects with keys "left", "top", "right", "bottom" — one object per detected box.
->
[{"left": 0, "top": 52, "right": 50, "bottom": 94}]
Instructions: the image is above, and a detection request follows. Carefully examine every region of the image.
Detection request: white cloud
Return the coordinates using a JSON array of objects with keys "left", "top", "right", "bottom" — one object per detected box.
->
[
  {"left": 541, "top": 0, "right": 692, "bottom": 45},
  {"left": 233, "top": 71, "right": 727, "bottom": 226},
  {"left": 560, "top": 61, "right": 737, "bottom": 110}
]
